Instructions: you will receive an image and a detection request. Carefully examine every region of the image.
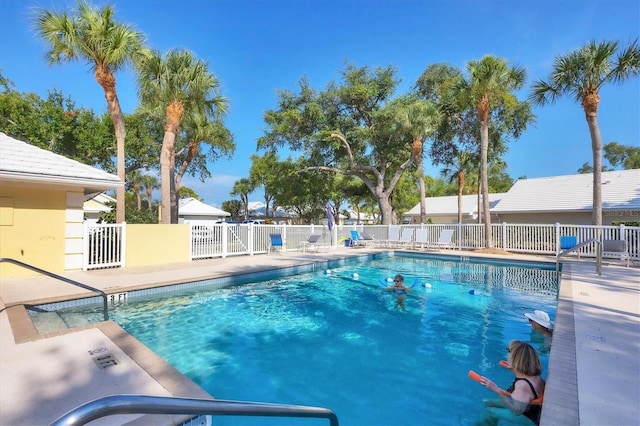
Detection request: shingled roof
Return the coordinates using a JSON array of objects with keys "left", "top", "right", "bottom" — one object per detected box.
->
[
  {"left": 0, "top": 132, "right": 122, "bottom": 195},
  {"left": 492, "top": 169, "right": 640, "bottom": 213}
]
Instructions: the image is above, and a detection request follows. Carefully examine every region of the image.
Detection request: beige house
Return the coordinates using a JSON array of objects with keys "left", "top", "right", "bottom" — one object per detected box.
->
[
  {"left": 0, "top": 133, "right": 122, "bottom": 277},
  {"left": 404, "top": 169, "right": 640, "bottom": 225}
]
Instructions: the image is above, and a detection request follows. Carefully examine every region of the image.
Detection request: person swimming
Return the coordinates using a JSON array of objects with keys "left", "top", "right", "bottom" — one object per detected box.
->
[{"left": 385, "top": 274, "right": 411, "bottom": 311}]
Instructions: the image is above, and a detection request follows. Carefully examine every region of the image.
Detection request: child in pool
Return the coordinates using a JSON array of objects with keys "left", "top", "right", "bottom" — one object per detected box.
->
[{"left": 385, "top": 274, "right": 411, "bottom": 311}]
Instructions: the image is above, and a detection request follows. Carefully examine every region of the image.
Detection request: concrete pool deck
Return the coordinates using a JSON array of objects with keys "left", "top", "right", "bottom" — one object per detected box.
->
[{"left": 1, "top": 248, "right": 638, "bottom": 425}]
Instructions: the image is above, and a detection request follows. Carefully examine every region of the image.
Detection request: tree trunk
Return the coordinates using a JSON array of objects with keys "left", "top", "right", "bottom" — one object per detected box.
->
[
  {"left": 418, "top": 160, "right": 426, "bottom": 224},
  {"left": 480, "top": 121, "right": 493, "bottom": 248},
  {"left": 457, "top": 170, "right": 465, "bottom": 224},
  {"left": 160, "top": 131, "right": 175, "bottom": 224},
  {"left": 378, "top": 194, "right": 394, "bottom": 225},
  {"left": 584, "top": 94, "right": 602, "bottom": 226},
  {"left": 97, "top": 67, "right": 126, "bottom": 224},
  {"left": 160, "top": 102, "right": 183, "bottom": 224}
]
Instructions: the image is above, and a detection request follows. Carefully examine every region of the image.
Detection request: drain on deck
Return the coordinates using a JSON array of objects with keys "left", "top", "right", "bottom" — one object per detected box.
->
[{"left": 92, "top": 352, "right": 119, "bottom": 368}]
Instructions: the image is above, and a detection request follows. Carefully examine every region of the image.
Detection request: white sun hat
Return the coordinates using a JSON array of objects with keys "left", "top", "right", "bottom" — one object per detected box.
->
[{"left": 524, "top": 310, "right": 554, "bottom": 330}]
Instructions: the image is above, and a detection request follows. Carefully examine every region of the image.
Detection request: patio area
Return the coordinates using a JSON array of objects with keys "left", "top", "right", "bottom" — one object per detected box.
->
[{"left": 1, "top": 248, "right": 638, "bottom": 425}]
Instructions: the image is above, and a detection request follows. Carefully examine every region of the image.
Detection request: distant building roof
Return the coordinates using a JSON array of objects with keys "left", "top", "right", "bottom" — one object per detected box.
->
[
  {"left": 84, "top": 193, "right": 116, "bottom": 214},
  {"left": 492, "top": 169, "right": 640, "bottom": 213},
  {"left": 0, "top": 132, "right": 122, "bottom": 195},
  {"left": 405, "top": 193, "right": 505, "bottom": 217},
  {"left": 179, "top": 197, "right": 229, "bottom": 216},
  {"left": 248, "top": 201, "right": 294, "bottom": 217}
]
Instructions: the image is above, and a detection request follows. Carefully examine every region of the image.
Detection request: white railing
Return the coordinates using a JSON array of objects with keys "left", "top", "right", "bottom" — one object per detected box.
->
[{"left": 84, "top": 222, "right": 639, "bottom": 270}]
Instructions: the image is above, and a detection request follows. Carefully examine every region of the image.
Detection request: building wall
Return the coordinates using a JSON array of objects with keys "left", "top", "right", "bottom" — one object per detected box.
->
[
  {"left": 125, "top": 224, "right": 191, "bottom": 267},
  {"left": 0, "top": 187, "right": 67, "bottom": 277}
]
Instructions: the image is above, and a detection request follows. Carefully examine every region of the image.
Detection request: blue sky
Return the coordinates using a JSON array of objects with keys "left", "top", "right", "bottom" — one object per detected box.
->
[{"left": 1, "top": 0, "right": 639, "bottom": 207}]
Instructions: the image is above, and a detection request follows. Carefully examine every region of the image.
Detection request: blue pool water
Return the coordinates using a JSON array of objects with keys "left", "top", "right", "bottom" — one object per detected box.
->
[{"left": 31, "top": 253, "right": 558, "bottom": 425}]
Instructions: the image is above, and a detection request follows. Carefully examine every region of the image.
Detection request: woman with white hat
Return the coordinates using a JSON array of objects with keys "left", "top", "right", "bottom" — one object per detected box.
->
[{"left": 524, "top": 310, "right": 553, "bottom": 340}]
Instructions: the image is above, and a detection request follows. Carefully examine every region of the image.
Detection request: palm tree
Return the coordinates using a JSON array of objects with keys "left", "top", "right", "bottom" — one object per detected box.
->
[
  {"left": 530, "top": 39, "right": 640, "bottom": 225},
  {"left": 461, "top": 56, "right": 526, "bottom": 248},
  {"left": 34, "top": 0, "right": 149, "bottom": 223},
  {"left": 175, "top": 113, "right": 234, "bottom": 192},
  {"left": 441, "top": 150, "right": 477, "bottom": 224},
  {"left": 139, "top": 174, "right": 159, "bottom": 210},
  {"left": 127, "top": 170, "right": 144, "bottom": 209},
  {"left": 231, "top": 178, "right": 254, "bottom": 220},
  {"left": 137, "top": 49, "right": 227, "bottom": 223},
  {"left": 395, "top": 100, "right": 441, "bottom": 224}
]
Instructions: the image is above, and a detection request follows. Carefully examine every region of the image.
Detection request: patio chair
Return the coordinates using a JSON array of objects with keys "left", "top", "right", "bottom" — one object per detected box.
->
[
  {"left": 414, "top": 229, "right": 429, "bottom": 250},
  {"left": 350, "top": 230, "right": 367, "bottom": 248},
  {"left": 383, "top": 225, "right": 402, "bottom": 248},
  {"left": 430, "top": 229, "right": 455, "bottom": 250},
  {"left": 360, "top": 231, "right": 377, "bottom": 247},
  {"left": 601, "top": 239, "right": 630, "bottom": 267},
  {"left": 268, "top": 233, "right": 285, "bottom": 255},
  {"left": 350, "top": 230, "right": 376, "bottom": 248},
  {"left": 300, "top": 233, "right": 322, "bottom": 252},
  {"left": 398, "top": 228, "right": 414, "bottom": 248}
]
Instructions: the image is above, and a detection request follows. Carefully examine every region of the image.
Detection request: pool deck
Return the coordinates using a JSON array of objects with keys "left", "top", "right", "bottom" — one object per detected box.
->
[{"left": 1, "top": 248, "right": 638, "bottom": 425}]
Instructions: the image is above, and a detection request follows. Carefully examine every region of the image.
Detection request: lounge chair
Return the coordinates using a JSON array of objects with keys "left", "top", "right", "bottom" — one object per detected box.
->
[
  {"left": 383, "top": 225, "right": 402, "bottom": 248},
  {"left": 414, "top": 229, "right": 429, "bottom": 250},
  {"left": 601, "top": 239, "right": 631, "bottom": 267},
  {"left": 268, "top": 233, "right": 285, "bottom": 254},
  {"left": 360, "top": 231, "right": 377, "bottom": 247},
  {"left": 350, "top": 230, "right": 367, "bottom": 248},
  {"left": 398, "top": 228, "right": 414, "bottom": 248},
  {"left": 350, "top": 230, "right": 375, "bottom": 248},
  {"left": 430, "top": 229, "right": 455, "bottom": 250},
  {"left": 300, "top": 233, "right": 322, "bottom": 252}
]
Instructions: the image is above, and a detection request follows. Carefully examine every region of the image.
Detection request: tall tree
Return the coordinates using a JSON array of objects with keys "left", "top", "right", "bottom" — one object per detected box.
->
[
  {"left": 175, "top": 112, "right": 234, "bottom": 192},
  {"left": 392, "top": 98, "right": 441, "bottom": 224},
  {"left": 603, "top": 142, "right": 640, "bottom": 170},
  {"left": 139, "top": 174, "right": 159, "bottom": 210},
  {"left": 34, "top": 0, "right": 149, "bottom": 223},
  {"left": 137, "top": 49, "right": 228, "bottom": 223},
  {"left": 259, "top": 64, "right": 415, "bottom": 224},
  {"left": 441, "top": 150, "right": 477, "bottom": 223},
  {"left": 458, "top": 56, "right": 528, "bottom": 248},
  {"left": 530, "top": 39, "right": 640, "bottom": 225},
  {"left": 231, "top": 178, "right": 254, "bottom": 220}
]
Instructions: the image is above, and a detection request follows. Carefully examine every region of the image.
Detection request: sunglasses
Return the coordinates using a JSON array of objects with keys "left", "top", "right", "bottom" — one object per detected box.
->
[{"left": 394, "top": 280, "right": 401, "bottom": 282}]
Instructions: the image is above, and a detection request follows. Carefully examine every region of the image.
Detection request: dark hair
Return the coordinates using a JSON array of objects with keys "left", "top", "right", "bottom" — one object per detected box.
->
[
  {"left": 394, "top": 274, "right": 404, "bottom": 282},
  {"left": 508, "top": 340, "right": 542, "bottom": 376}
]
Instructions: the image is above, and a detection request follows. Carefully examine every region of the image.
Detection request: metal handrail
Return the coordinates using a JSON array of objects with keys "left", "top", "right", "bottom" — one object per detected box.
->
[
  {"left": 0, "top": 258, "right": 109, "bottom": 321},
  {"left": 50, "top": 395, "right": 339, "bottom": 426},
  {"left": 556, "top": 239, "right": 602, "bottom": 275}
]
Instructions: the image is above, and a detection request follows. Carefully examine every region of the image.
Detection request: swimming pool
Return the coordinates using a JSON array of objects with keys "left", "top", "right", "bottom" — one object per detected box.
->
[{"left": 29, "top": 253, "right": 558, "bottom": 425}]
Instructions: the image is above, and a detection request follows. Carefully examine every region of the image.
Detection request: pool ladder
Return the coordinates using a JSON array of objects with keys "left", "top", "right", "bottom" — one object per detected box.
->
[
  {"left": 50, "top": 395, "right": 339, "bottom": 426},
  {"left": 0, "top": 258, "right": 109, "bottom": 320},
  {"left": 555, "top": 238, "right": 602, "bottom": 275}
]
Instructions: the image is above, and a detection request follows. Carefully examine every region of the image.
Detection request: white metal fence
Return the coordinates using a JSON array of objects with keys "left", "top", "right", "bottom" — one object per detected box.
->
[
  {"left": 83, "top": 222, "right": 126, "bottom": 270},
  {"left": 84, "top": 222, "right": 639, "bottom": 270}
]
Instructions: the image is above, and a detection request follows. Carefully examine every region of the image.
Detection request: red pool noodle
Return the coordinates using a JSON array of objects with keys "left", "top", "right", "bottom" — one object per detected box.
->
[{"left": 468, "top": 370, "right": 482, "bottom": 382}]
